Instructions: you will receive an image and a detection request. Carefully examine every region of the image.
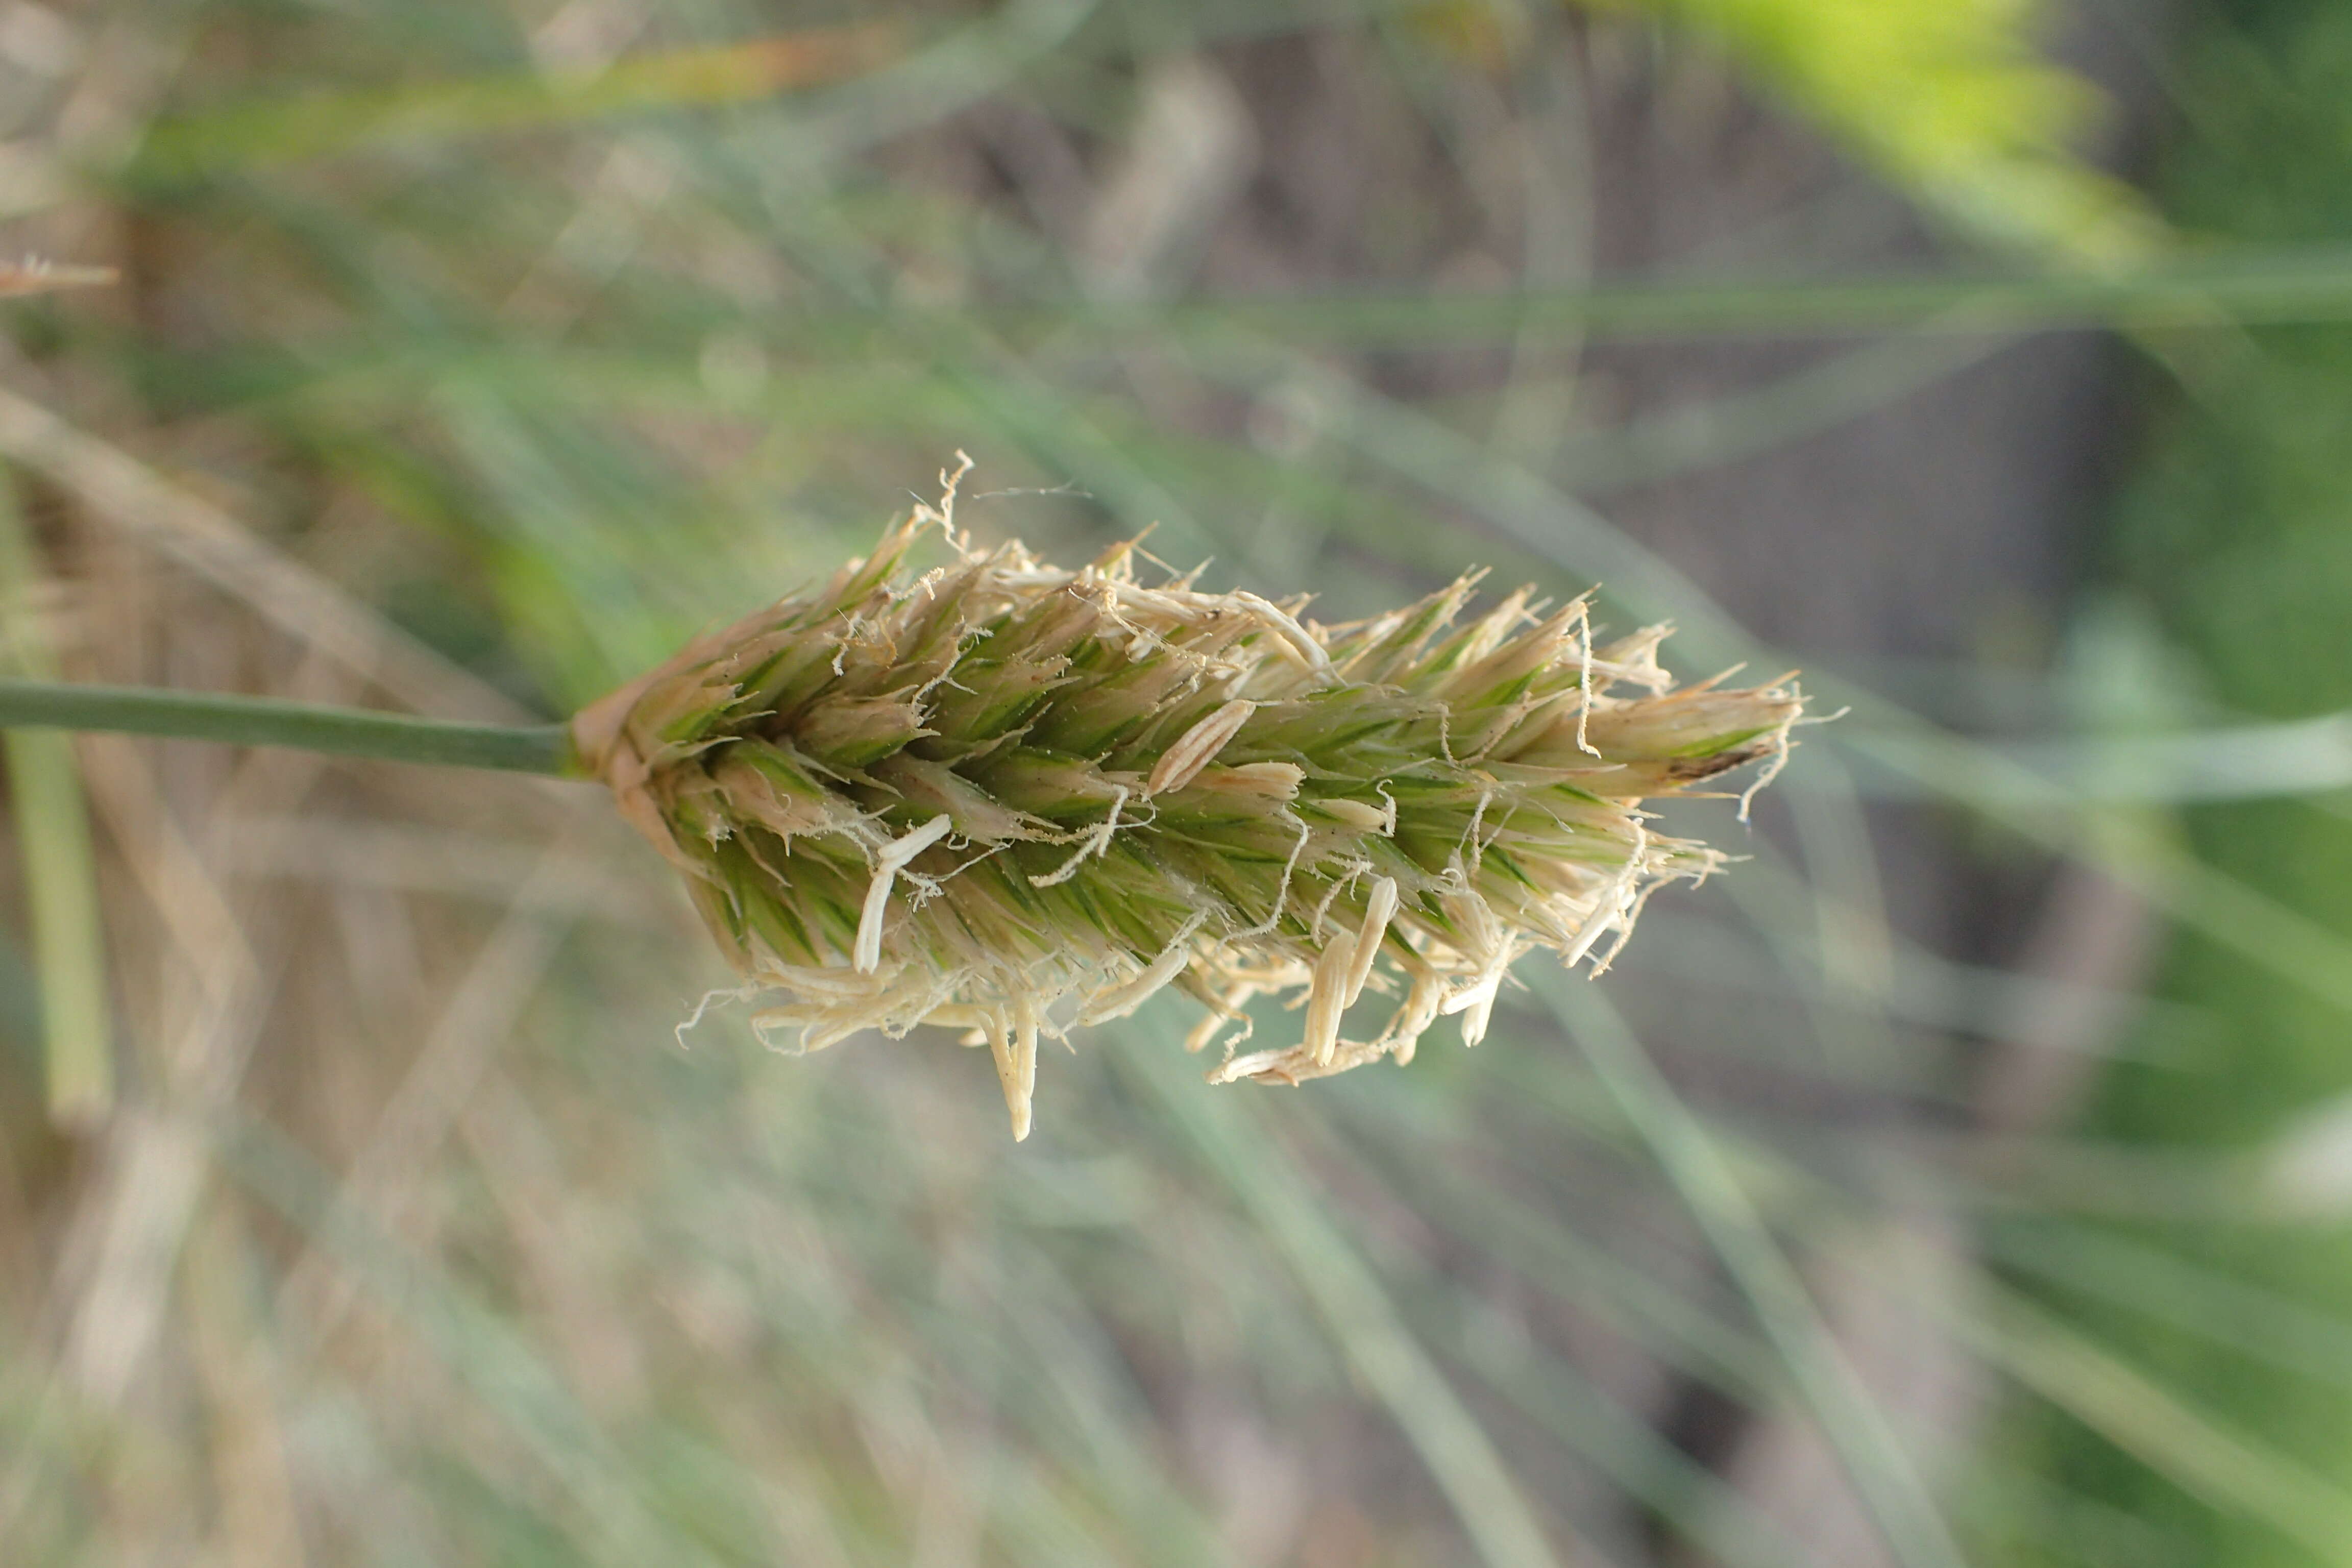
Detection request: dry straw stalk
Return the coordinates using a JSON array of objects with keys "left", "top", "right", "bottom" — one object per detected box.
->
[{"left": 575, "top": 462, "right": 1803, "bottom": 1139}]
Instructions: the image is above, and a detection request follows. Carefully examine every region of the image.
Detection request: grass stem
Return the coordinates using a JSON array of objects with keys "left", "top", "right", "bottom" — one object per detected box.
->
[
  {"left": 0, "top": 679, "right": 574, "bottom": 775},
  {"left": 0, "top": 480, "right": 113, "bottom": 1126}
]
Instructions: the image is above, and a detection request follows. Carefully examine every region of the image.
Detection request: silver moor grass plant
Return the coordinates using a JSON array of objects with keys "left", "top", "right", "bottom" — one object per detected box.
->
[{"left": 572, "top": 463, "right": 1804, "bottom": 1138}]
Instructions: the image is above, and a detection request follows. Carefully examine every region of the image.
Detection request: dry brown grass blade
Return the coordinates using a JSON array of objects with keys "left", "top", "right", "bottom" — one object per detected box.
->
[
  {"left": 460, "top": 1068, "right": 647, "bottom": 1413},
  {"left": 184, "top": 1200, "right": 304, "bottom": 1568},
  {"left": 54, "top": 684, "right": 349, "bottom": 1406},
  {"left": 0, "top": 259, "right": 119, "bottom": 298},
  {"left": 0, "top": 381, "right": 529, "bottom": 723},
  {"left": 282, "top": 849, "right": 575, "bottom": 1345},
  {"left": 217, "top": 814, "right": 664, "bottom": 922}
]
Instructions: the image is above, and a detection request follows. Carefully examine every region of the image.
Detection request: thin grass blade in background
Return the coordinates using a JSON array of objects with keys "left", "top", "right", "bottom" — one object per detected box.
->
[
  {"left": 1549, "top": 979, "right": 1968, "bottom": 1568},
  {"left": 0, "top": 470, "right": 111, "bottom": 1125},
  {"left": 128, "top": 26, "right": 907, "bottom": 182}
]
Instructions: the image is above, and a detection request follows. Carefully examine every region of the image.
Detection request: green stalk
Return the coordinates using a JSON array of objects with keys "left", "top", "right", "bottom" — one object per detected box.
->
[
  {"left": 0, "top": 479, "right": 114, "bottom": 1126},
  {"left": 760, "top": 243, "right": 2352, "bottom": 352},
  {"left": 0, "top": 679, "right": 575, "bottom": 775}
]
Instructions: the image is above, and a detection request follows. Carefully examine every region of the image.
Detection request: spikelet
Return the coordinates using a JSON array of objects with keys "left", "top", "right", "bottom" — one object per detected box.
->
[{"left": 574, "top": 462, "right": 1803, "bottom": 1139}]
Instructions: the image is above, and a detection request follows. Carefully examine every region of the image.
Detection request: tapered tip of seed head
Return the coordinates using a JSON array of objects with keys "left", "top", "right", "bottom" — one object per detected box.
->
[{"left": 579, "top": 467, "right": 1801, "bottom": 1135}]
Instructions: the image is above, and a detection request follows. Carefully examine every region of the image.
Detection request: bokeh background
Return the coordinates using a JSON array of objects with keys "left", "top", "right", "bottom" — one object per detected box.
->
[{"left": 6, "top": 0, "right": 2352, "bottom": 1563}]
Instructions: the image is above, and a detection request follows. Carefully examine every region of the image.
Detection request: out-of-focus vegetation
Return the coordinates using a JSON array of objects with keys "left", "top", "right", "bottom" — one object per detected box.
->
[
  {"left": 2, "top": 1, "right": 2349, "bottom": 1565},
  {"left": 1587, "top": 0, "right": 2159, "bottom": 262},
  {"left": 1992, "top": 2, "right": 2352, "bottom": 1564}
]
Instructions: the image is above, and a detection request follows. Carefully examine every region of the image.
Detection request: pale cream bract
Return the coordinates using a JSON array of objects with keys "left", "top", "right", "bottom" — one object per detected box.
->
[{"left": 575, "top": 464, "right": 1803, "bottom": 1139}]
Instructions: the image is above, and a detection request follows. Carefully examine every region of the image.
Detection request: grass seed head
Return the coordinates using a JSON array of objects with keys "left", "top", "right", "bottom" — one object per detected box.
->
[{"left": 575, "top": 463, "right": 1804, "bottom": 1139}]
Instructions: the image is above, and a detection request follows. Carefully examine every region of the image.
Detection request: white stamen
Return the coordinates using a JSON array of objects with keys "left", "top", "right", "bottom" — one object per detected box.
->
[
  {"left": 748, "top": 1007, "right": 810, "bottom": 1055},
  {"left": 1439, "top": 867, "right": 1503, "bottom": 968},
  {"left": 1390, "top": 971, "right": 1446, "bottom": 1062},
  {"left": 879, "top": 813, "right": 955, "bottom": 869},
  {"left": 1342, "top": 877, "right": 1397, "bottom": 1008},
  {"left": 854, "top": 870, "right": 896, "bottom": 974},
  {"left": 1317, "top": 798, "right": 1389, "bottom": 831},
  {"left": 1231, "top": 592, "right": 1334, "bottom": 679},
  {"left": 1441, "top": 941, "right": 1514, "bottom": 1045},
  {"left": 1147, "top": 699, "right": 1258, "bottom": 797},
  {"left": 1574, "top": 596, "right": 1602, "bottom": 759},
  {"left": 1081, "top": 912, "right": 1211, "bottom": 1024},
  {"left": 985, "top": 1014, "right": 1019, "bottom": 1133},
  {"left": 1439, "top": 971, "right": 1501, "bottom": 1019},
  {"left": 855, "top": 814, "right": 953, "bottom": 972},
  {"left": 1562, "top": 906, "right": 1622, "bottom": 971},
  {"left": 1305, "top": 933, "right": 1355, "bottom": 1067},
  {"left": 1008, "top": 994, "right": 1039, "bottom": 1141},
  {"left": 1458, "top": 977, "right": 1500, "bottom": 1047}
]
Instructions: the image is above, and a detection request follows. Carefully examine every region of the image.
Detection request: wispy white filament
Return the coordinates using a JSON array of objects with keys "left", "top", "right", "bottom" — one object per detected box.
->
[
  {"left": 1342, "top": 877, "right": 1397, "bottom": 1009},
  {"left": 1080, "top": 912, "right": 1211, "bottom": 1025},
  {"left": 1305, "top": 934, "right": 1356, "bottom": 1067},
  {"left": 1442, "top": 970, "right": 1504, "bottom": 1047},
  {"left": 1029, "top": 786, "right": 1131, "bottom": 888}
]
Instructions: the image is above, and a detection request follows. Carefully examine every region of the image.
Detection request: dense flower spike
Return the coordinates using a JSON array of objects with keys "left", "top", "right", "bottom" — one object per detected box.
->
[{"left": 574, "top": 464, "right": 1803, "bottom": 1139}]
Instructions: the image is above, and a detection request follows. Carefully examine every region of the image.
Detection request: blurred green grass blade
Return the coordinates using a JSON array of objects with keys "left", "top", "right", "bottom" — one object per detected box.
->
[
  {"left": 1956, "top": 1452, "right": 2209, "bottom": 1568},
  {"left": 129, "top": 27, "right": 905, "bottom": 182},
  {"left": 2, "top": 728, "right": 110, "bottom": 1125},
  {"left": 1839, "top": 732, "right": 2352, "bottom": 1018},
  {"left": 0, "top": 469, "right": 111, "bottom": 1128},
  {"left": 1426, "top": 1162, "right": 1787, "bottom": 1407},
  {"left": 1284, "top": 1080, "right": 1807, "bottom": 1561},
  {"left": 1987, "top": 1220, "right": 2352, "bottom": 1395},
  {"left": 1545, "top": 979, "right": 1970, "bottom": 1568},
  {"left": 1556, "top": 331, "right": 2004, "bottom": 494},
  {"left": 723, "top": 246, "right": 2352, "bottom": 351},
  {"left": 127, "top": 0, "right": 1106, "bottom": 189},
  {"left": 1180, "top": 244, "right": 2352, "bottom": 338},
  {"left": 988, "top": 1251, "right": 1237, "bottom": 1564},
  {"left": 431, "top": 387, "right": 696, "bottom": 695},
  {"left": 1829, "top": 707, "right": 2352, "bottom": 803},
  {"left": 1185, "top": 346, "right": 1756, "bottom": 660},
  {"left": 1122, "top": 1022, "right": 1572, "bottom": 1568},
  {"left": 216, "top": 1107, "right": 740, "bottom": 1568},
  {"left": 785, "top": 0, "right": 1103, "bottom": 161},
  {"left": 1447, "top": 1296, "right": 1811, "bottom": 1568},
  {"left": 888, "top": 1216, "right": 1231, "bottom": 1562},
  {"left": 225, "top": 246, "right": 2352, "bottom": 380},
  {"left": 1936, "top": 1136, "right": 2271, "bottom": 1226},
  {"left": 1963, "top": 1285, "right": 2352, "bottom": 1557}
]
